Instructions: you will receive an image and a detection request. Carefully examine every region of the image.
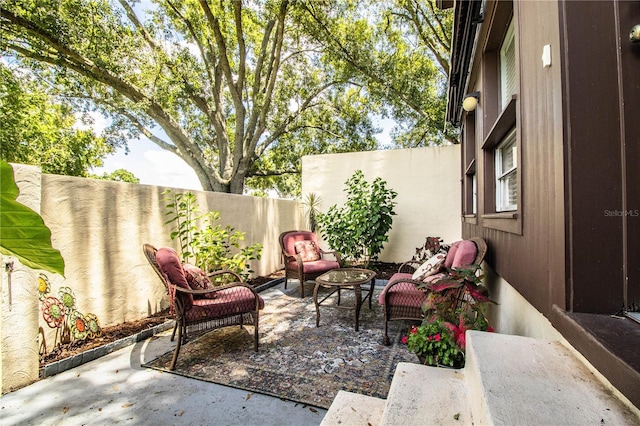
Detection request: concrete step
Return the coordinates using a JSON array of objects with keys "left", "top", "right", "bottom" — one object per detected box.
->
[
  {"left": 321, "top": 331, "right": 640, "bottom": 425},
  {"left": 464, "top": 330, "right": 640, "bottom": 425},
  {"left": 380, "top": 362, "right": 472, "bottom": 425},
  {"left": 320, "top": 390, "right": 386, "bottom": 426}
]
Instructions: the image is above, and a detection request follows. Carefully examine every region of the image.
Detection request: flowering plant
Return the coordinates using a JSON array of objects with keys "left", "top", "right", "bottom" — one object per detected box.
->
[
  {"left": 403, "top": 319, "right": 464, "bottom": 367},
  {"left": 403, "top": 264, "right": 495, "bottom": 368}
]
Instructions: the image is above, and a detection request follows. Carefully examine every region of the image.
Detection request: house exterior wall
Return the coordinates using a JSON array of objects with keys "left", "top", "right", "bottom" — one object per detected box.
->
[
  {"left": 560, "top": 0, "right": 640, "bottom": 314},
  {"left": 301, "top": 146, "right": 462, "bottom": 263},
  {"left": 448, "top": 0, "right": 640, "bottom": 409},
  {"left": 460, "top": 0, "right": 566, "bottom": 318}
]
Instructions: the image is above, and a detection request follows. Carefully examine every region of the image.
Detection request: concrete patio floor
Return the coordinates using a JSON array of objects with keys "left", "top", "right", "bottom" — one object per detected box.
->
[{"left": 0, "top": 283, "right": 327, "bottom": 426}]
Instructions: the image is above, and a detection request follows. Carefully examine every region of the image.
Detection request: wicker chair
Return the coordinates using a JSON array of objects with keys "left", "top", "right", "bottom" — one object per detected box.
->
[
  {"left": 279, "top": 230, "right": 341, "bottom": 298},
  {"left": 143, "top": 244, "right": 264, "bottom": 370},
  {"left": 378, "top": 237, "right": 488, "bottom": 346}
]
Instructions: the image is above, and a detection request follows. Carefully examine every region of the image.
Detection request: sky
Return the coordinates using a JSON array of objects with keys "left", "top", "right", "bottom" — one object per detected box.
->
[
  {"left": 90, "top": 117, "right": 396, "bottom": 192},
  {"left": 91, "top": 138, "right": 203, "bottom": 190}
]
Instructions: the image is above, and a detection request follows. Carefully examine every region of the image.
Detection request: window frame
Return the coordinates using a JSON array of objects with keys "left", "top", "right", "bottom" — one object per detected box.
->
[{"left": 479, "top": 3, "right": 522, "bottom": 235}]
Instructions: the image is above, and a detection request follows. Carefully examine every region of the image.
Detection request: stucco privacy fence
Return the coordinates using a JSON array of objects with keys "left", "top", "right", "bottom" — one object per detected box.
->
[{"left": 1, "top": 145, "right": 461, "bottom": 393}]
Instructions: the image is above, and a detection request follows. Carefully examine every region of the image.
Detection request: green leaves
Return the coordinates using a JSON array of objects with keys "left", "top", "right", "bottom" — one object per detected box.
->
[
  {"left": 0, "top": 160, "right": 65, "bottom": 276},
  {"left": 0, "top": 64, "right": 115, "bottom": 177},
  {"left": 162, "top": 189, "right": 262, "bottom": 280},
  {"left": 317, "top": 170, "right": 397, "bottom": 266}
]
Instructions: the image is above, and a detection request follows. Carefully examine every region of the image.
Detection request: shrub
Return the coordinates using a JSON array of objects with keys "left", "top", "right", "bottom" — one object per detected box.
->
[
  {"left": 316, "top": 170, "right": 397, "bottom": 267},
  {"left": 163, "top": 190, "right": 262, "bottom": 280}
]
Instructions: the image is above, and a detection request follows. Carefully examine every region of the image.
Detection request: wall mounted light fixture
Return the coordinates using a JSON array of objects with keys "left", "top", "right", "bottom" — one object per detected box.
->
[{"left": 462, "top": 92, "right": 480, "bottom": 112}]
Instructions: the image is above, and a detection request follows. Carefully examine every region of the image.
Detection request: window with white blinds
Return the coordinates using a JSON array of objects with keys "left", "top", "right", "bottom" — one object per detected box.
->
[
  {"left": 496, "top": 128, "right": 518, "bottom": 211},
  {"left": 500, "top": 19, "right": 516, "bottom": 110}
]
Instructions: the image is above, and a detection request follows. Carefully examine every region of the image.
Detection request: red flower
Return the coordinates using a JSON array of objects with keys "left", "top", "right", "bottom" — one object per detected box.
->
[
  {"left": 434, "top": 333, "right": 441, "bottom": 342},
  {"left": 410, "top": 325, "right": 418, "bottom": 335},
  {"left": 487, "top": 326, "right": 495, "bottom": 332},
  {"left": 402, "top": 335, "right": 408, "bottom": 344}
]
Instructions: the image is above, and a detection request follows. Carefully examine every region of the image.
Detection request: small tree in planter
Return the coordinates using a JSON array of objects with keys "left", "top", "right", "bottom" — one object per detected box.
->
[{"left": 316, "top": 170, "right": 397, "bottom": 268}]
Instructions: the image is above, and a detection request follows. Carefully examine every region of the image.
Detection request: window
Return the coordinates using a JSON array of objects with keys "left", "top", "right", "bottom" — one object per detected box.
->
[
  {"left": 463, "top": 110, "right": 477, "bottom": 220},
  {"left": 472, "top": 174, "right": 478, "bottom": 214},
  {"left": 500, "top": 20, "right": 516, "bottom": 110},
  {"left": 478, "top": 1, "right": 521, "bottom": 234},
  {"left": 495, "top": 129, "right": 517, "bottom": 211}
]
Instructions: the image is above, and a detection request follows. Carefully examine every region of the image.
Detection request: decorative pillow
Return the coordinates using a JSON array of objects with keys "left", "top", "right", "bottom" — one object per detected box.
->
[
  {"left": 182, "top": 263, "right": 217, "bottom": 299},
  {"left": 294, "top": 240, "right": 321, "bottom": 262},
  {"left": 411, "top": 253, "right": 446, "bottom": 281}
]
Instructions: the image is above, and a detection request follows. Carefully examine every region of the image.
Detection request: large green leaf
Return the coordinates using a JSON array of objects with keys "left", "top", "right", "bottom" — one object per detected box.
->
[{"left": 0, "top": 160, "right": 65, "bottom": 276}]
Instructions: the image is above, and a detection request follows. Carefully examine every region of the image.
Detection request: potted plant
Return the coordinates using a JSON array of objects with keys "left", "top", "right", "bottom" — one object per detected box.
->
[{"left": 403, "top": 264, "right": 495, "bottom": 368}]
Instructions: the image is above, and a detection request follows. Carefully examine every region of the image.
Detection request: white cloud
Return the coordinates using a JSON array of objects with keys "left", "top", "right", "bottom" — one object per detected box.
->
[
  {"left": 91, "top": 138, "right": 202, "bottom": 191},
  {"left": 143, "top": 149, "right": 202, "bottom": 190}
]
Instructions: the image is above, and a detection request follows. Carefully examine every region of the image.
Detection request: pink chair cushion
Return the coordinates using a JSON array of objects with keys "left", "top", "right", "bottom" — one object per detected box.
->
[
  {"left": 451, "top": 240, "right": 477, "bottom": 268},
  {"left": 443, "top": 241, "right": 460, "bottom": 269},
  {"left": 378, "top": 273, "right": 427, "bottom": 307},
  {"left": 301, "top": 259, "right": 340, "bottom": 274},
  {"left": 156, "top": 247, "right": 193, "bottom": 310},
  {"left": 186, "top": 286, "right": 264, "bottom": 321}
]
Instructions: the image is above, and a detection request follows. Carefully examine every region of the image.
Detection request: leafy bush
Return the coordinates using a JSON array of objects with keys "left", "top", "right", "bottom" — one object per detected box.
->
[
  {"left": 317, "top": 170, "right": 397, "bottom": 267},
  {"left": 163, "top": 190, "right": 262, "bottom": 280}
]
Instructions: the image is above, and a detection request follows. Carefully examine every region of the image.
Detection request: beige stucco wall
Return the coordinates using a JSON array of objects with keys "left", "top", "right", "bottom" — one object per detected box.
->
[
  {"left": 302, "top": 145, "right": 462, "bottom": 263},
  {"left": 38, "top": 174, "right": 304, "bottom": 330},
  {"left": 1, "top": 164, "right": 42, "bottom": 394},
  {"left": 1, "top": 166, "right": 304, "bottom": 393}
]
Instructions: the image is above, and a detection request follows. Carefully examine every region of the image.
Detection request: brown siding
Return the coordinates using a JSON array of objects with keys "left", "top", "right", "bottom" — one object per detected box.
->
[
  {"left": 463, "top": 0, "right": 566, "bottom": 317},
  {"left": 561, "top": 1, "right": 629, "bottom": 313}
]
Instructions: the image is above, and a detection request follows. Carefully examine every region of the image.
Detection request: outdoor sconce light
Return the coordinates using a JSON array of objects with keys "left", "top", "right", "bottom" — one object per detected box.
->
[{"left": 462, "top": 92, "right": 480, "bottom": 112}]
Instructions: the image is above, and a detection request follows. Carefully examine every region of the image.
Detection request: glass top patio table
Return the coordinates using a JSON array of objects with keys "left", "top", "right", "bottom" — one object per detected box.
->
[{"left": 313, "top": 268, "right": 376, "bottom": 332}]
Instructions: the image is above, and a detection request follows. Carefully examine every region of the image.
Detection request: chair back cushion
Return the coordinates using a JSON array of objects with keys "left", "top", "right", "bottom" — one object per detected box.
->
[
  {"left": 451, "top": 239, "right": 477, "bottom": 268},
  {"left": 156, "top": 247, "right": 193, "bottom": 310},
  {"left": 443, "top": 241, "right": 459, "bottom": 269},
  {"left": 444, "top": 239, "right": 478, "bottom": 269}
]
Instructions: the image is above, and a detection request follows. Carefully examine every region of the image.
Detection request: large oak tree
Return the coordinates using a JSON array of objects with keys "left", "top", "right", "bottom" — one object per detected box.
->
[{"left": 1, "top": 0, "right": 451, "bottom": 195}]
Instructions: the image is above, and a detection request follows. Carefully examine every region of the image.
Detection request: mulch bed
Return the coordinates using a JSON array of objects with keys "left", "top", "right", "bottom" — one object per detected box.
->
[{"left": 41, "top": 262, "right": 402, "bottom": 366}]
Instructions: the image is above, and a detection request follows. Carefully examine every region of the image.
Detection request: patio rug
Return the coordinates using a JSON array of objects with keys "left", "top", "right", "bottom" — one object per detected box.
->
[{"left": 143, "top": 285, "right": 417, "bottom": 409}]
